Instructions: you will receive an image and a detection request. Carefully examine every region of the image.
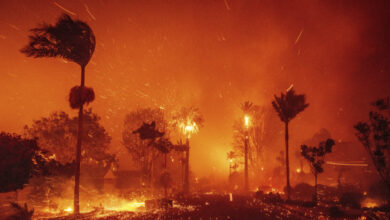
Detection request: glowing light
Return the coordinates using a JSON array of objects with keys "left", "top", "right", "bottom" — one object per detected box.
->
[
  {"left": 244, "top": 115, "right": 250, "bottom": 128},
  {"left": 229, "top": 159, "right": 233, "bottom": 163},
  {"left": 64, "top": 207, "right": 73, "bottom": 212},
  {"left": 179, "top": 120, "right": 199, "bottom": 138},
  {"left": 361, "top": 198, "right": 382, "bottom": 208},
  {"left": 296, "top": 168, "right": 301, "bottom": 173}
]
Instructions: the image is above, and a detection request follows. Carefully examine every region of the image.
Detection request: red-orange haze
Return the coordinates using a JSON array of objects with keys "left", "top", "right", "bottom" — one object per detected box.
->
[{"left": 0, "top": 0, "right": 389, "bottom": 179}]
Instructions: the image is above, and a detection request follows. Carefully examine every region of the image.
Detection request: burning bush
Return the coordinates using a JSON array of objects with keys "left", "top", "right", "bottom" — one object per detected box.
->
[
  {"left": 69, "top": 86, "right": 95, "bottom": 109},
  {"left": 339, "top": 191, "right": 363, "bottom": 209}
]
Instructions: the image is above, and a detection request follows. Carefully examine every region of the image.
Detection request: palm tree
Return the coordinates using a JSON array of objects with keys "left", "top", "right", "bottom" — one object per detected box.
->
[
  {"left": 21, "top": 14, "right": 95, "bottom": 214},
  {"left": 272, "top": 87, "right": 308, "bottom": 200},
  {"left": 171, "top": 107, "right": 203, "bottom": 195}
]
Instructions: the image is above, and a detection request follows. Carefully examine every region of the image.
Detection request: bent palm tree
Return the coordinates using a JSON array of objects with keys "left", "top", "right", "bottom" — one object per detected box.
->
[
  {"left": 21, "top": 14, "right": 95, "bottom": 214},
  {"left": 272, "top": 87, "right": 308, "bottom": 200}
]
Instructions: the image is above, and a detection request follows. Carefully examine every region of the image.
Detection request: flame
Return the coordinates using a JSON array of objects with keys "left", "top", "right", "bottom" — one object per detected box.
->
[
  {"left": 38, "top": 194, "right": 145, "bottom": 216},
  {"left": 361, "top": 198, "right": 381, "bottom": 208},
  {"left": 179, "top": 120, "right": 198, "bottom": 138}
]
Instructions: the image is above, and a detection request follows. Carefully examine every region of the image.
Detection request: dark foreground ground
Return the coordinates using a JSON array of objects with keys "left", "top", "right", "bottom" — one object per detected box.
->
[{"left": 30, "top": 194, "right": 390, "bottom": 220}]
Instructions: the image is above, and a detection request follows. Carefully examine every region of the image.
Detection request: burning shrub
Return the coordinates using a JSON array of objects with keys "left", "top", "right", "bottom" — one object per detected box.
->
[
  {"left": 328, "top": 205, "right": 343, "bottom": 218},
  {"left": 339, "top": 191, "right": 363, "bottom": 209},
  {"left": 6, "top": 202, "right": 34, "bottom": 220},
  {"left": 69, "top": 86, "right": 95, "bottom": 109},
  {"left": 290, "top": 183, "right": 315, "bottom": 201}
]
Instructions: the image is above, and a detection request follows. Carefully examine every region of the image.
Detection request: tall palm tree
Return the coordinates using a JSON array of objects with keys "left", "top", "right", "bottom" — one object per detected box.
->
[
  {"left": 21, "top": 14, "right": 95, "bottom": 214},
  {"left": 272, "top": 87, "right": 308, "bottom": 200}
]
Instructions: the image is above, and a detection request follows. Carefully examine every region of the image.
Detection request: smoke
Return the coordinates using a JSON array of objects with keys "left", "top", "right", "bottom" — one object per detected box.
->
[{"left": 0, "top": 0, "right": 389, "bottom": 178}]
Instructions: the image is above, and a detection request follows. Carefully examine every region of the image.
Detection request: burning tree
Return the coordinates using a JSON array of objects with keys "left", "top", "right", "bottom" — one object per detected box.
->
[
  {"left": 355, "top": 97, "right": 390, "bottom": 192},
  {"left": 0, "top": 131, "right": 74, "bottom": 210},
  {"left": 272, "top": 86, "right": 309, "bottom": 199},
  {"left": 171, "top": 106, "right": 203, "bottom": 195},
  {"left": 300, "top": 138, "right": 335, "bottom": 202},
  {"left": 24, "top": 110, "right": 116, "bottom": 205},
  {"left": 21, "top": 13, "right": 96, "bottom": 214},
  {"left": 123, "top": 108, "right": 168, "bottom": 186}
]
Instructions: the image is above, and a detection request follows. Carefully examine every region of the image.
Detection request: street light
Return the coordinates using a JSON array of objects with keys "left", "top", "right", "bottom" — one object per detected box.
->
[
  {"left": 179, "top": 120, "right": 198, "bottom": 195},
  {"left": 243, "top": 114, "right": 251, "bottom": 192},
  {"left": 244, "top": 115, "right": 250, "bottom": 129}
]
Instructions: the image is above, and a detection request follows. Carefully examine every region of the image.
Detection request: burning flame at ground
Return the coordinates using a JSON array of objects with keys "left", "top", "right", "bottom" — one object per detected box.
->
[
  {"left": 39, "top": 194, "right": 145, "bottom": 215},
  {"left": 64, "top": 206, "right": 73, "bottom": 213},
  {"left": 361, "top": 198, "right": 381, "bottom": 208}
]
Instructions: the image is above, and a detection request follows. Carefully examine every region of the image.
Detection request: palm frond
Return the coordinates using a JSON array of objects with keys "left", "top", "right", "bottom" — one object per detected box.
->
[
  {"left": 21, "top": 13, "right": 95, "bottom": 67},
  {"left": 272, "top": 88, "right": 309, "bottom": 123}
]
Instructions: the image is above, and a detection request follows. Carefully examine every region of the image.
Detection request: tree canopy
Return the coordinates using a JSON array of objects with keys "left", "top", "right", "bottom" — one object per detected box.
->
[
  {"left": 21, "top": 13, "right": 95, "bottom": 67},
  {"left": 355, "top": 97, "right": 390, "bottom": 189},
  {"left": 24, "top": 109, "right": 115, "bottom": 174},
  {"left": 272, "top": 88, "right": 309, "bottom": 123}
]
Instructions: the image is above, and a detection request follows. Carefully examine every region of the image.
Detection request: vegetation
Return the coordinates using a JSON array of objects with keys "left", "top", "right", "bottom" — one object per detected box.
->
[
  {"left": 6, "top": 202, "right": 34, "bottom": 220},
  {"left": 21, "top": 13, "right": 96, "bottom": 214},
  {"left": 24, "top": 110, "right": 115, "bottom": 204},
  {"left": 355, "top": 97, "right": 390, "bottom": 192},
  {"left": 301, "top": 138, "right": 335, "bottom": 202},
  {"left": 123, "top": 108, "right": 168, "bottom": 182},
  {"left": 272, "top": 87, "right": 309, "bottom": 199},
  {"left": 0, "top": 132, "right": 39, "bottom": 193},
  {"left": 171, "top": 106, "right": 203, "bottom": 194}
]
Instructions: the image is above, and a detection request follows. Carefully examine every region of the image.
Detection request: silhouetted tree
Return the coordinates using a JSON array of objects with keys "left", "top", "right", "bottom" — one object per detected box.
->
[
  {"left": 355, "top": 97, "right": 390, "bottom": 192},
  {"left": 272, "top": 87, "right": 309, "bottom": 199},
  {"left": 301, "top": 138, "right": 335, "bottom": 202},
  {"left": 24, "top": 110, "right": 114, "bottom": 168},
  {"left": 0, "top": 132, "right": 39, "bottom": 193},
  {"left": 123, "top": 108, "right": 168, "bottom": 184},
  {"left": 21, "top": 13, "right": 96, "bottom": 214},
  {"left": 6, "top": 202, "right": 34, "bottom": 220}
]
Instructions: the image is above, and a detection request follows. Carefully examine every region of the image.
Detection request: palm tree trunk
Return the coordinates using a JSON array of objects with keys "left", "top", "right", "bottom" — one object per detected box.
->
[
  {"left": 74, "top": 65, "right": 85, "bottom": 215},
  {"left": 285, "top": 122, "right": 291, "bottom": 200}
]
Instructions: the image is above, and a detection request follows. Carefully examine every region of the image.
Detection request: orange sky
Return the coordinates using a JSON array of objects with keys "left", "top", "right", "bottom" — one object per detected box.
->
[{"left": 0, "top": 0, "right": 390, "bottom": 177}]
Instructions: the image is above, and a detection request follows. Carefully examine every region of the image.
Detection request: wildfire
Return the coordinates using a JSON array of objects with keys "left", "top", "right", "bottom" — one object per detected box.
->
[
  {"left": 38, "top": 194, "right": 146, "bottom": 216},
  {"left": 361, "top": 198, "right": 381, "bottom": 208},
  {"left": 179, "top": 120, "right": 199, "bottom": 138}
]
